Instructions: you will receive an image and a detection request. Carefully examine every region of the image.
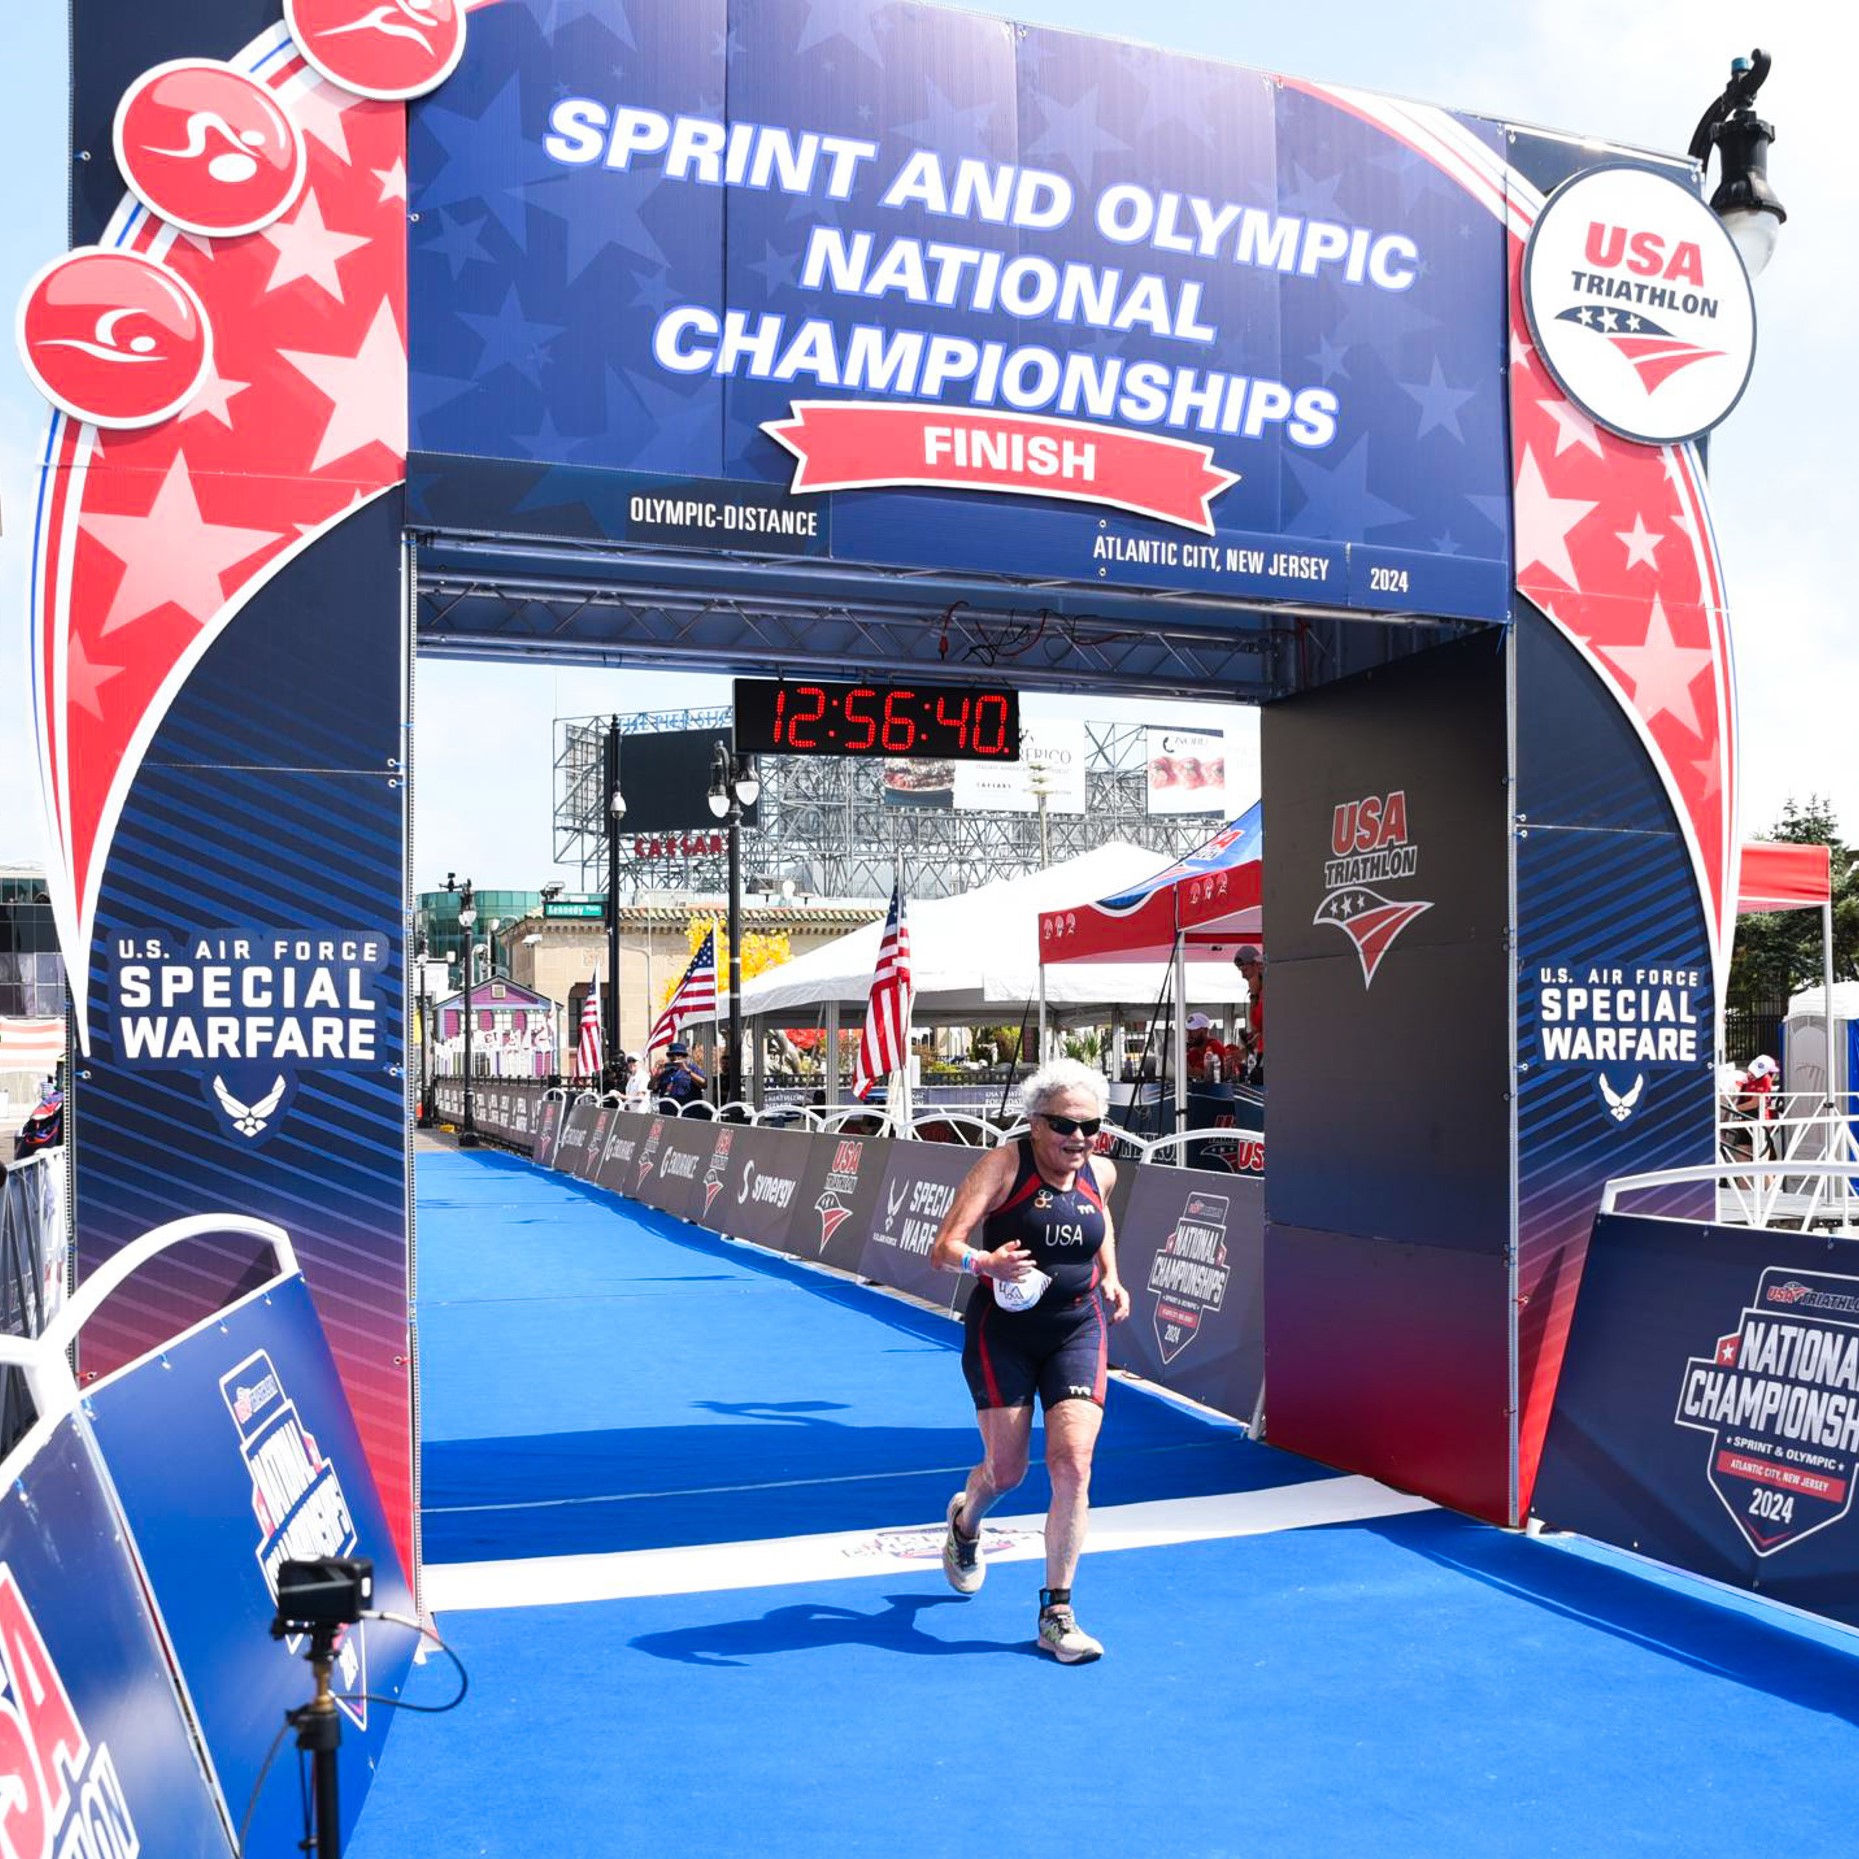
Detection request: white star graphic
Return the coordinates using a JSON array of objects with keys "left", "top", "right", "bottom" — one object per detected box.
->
[
  {"left": 1509, "top": 329, "right": 1535, "bottom": 372},
  {"left": 1616, "top": 513, "right": 1664, "bottom": 571},
  {"left": 1596, "top": 595, "right": 1717, "bottom": 740},
  {"left": 80, "top": 453, "right": 283, "bottom": 635},
  {"left": 1513, "top": 445, "right": 1598, "bottom": 592},
  {"left": 263, "top": 189, "right": 370, "bottom": 300},
  {"left": 281, "top": 298, "right": 408, "bottom": 471},
  {"left": 1539, "top": 397, "right": 1604, "bottom": 459},
  {"left": 65, "top": 630, "right": 125, "bottom": 721},
  {"left": 287, "top": 78, "right": 355, "bottom": 167},
  {"left": 373, "top": 159, "right": 408, "bottom": 205},
  {"left": 178, "top": 358, "right": 250, "bottom": 429}
]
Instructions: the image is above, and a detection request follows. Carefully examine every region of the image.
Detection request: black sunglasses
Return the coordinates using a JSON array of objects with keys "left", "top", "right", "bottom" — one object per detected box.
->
[{"left": 1040, "top": 1113, "right": 1103, "bottom": 1137}]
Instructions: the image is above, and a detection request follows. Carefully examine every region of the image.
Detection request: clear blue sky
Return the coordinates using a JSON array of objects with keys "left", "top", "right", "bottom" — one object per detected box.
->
[{"left": 4, "top": 0, "right": 1853, "bottom": 886}]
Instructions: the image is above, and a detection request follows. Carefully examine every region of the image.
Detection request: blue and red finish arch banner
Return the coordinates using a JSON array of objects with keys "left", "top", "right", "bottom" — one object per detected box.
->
[
  {"left": 406, "top": 0, "right": 1513, "bottom": 620},
  {"left": 25, "top": 0, "right": 1740, "bottom": 1554}
]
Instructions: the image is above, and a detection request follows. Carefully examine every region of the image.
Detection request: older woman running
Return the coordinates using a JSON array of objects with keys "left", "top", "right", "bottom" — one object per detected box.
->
[{"left": 930, "top": 1058, "right": 1130, "bottom": 1662}]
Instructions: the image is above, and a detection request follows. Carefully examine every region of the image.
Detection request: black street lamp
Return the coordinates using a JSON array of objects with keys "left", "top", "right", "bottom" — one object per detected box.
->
[
  {"left": 707, "top": 742, "right": 760, "bottom": 1105},
  {"left": 446, "top": 874, "right": 480, "bottom": 1147},
  {"left": 1689, "top": 49, "right": 1787, "bottom": 278},
  {"left": 415, "top": 936, "right": 434, "bottom": 1129},
  {"left": 603, "top": 715, "right": 627, "bottom": 1090}
]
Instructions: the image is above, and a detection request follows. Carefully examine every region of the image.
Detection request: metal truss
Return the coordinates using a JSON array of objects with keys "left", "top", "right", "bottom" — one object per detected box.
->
[{"left": 554, "top": 712, "right": 1231, "bottom": 900}]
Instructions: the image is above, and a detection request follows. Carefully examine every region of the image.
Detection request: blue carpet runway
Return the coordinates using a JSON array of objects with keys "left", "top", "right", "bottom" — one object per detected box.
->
[{"left": 349, "top": 1148, "right": 1859, "bottom": 1858}]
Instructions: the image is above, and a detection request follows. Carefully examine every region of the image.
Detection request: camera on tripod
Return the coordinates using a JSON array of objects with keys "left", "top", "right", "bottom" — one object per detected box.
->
[{"left": 272, "top": 1557, "right": 373, "bottom": 1637}]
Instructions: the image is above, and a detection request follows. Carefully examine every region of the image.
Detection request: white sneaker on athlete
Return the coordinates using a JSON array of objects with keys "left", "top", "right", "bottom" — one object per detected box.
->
[
  {"left": 1037, "top": 1604, "right": 1103, "bottom": 1664},
  {"left": 942, "top": 1492, "right": 983, "bottom": 1594}
]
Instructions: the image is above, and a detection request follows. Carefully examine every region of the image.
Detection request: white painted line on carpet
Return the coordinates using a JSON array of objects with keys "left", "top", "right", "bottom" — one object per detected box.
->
[{"left": 422, "top": 1475, "right": 1433, "bottom": 1615}]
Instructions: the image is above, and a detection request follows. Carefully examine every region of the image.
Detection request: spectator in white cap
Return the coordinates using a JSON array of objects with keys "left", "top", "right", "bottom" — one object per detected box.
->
[{"left": 1185, "top": 1012, "right": 1217, "bottom": 1081}]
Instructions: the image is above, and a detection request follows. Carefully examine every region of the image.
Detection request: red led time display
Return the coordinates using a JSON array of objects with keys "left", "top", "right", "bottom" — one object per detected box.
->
[{"left": 732, "top": 679, "right": 1021, "bottom": 760}]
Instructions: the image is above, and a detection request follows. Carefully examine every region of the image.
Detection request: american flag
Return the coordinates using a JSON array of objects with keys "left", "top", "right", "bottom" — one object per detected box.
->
[
  {"left": 576, "top": 978, "right": 602, "bottom": 1079},
  {"left": 648, "top": 928, "right": 719, "bottom": 1054},
  {"left": 853, "top": 883, "right": 913, "bottom": 1101}
]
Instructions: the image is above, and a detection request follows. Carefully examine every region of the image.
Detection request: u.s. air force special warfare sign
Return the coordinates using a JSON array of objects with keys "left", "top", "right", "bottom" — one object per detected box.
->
[
  {"left": 109, "top": 930, "right": 387, "bottom": 1145},
  {"left": 1525, "top": 959, "right": 1704, "bottom": 1128},
  {"left": 1522, "top": 165, "right": 1757, "bottom": 446}
]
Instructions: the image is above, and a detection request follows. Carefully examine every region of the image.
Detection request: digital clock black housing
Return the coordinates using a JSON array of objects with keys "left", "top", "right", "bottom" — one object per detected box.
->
[{"left": 733, "top": 679, "right": 1021, "bottom": 760}]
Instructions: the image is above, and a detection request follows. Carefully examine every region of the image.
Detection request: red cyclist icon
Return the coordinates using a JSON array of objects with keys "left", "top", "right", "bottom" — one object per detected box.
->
[
  {"left": 15, "top": 248, "right": 212, "bottom": 429},
  {"left": 285, "top": 0, "right": 468, "bottom": 101},
  {"left": 114, "top": 60, "right": 306, "bottom": 237}
]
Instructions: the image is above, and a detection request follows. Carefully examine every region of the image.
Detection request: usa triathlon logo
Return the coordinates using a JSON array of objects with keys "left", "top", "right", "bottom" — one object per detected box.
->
[
  {"left": 1314, "top": 790, "right": 1432, "bottom": 986},
  {"left": 0, "top": 1567, "right": 143, "bottom": 1856},
  {"left": 701, "top": 1128, "right": 735, "bottom": 1216},
  {"left": 1675, "top": 1266, "right": 1859, "bottom": 1557},
  {"left": 1522, "top": 164, "right": 1756, "bottom": 445},
  {"left": 815, "top": 1139, "right": 866, "bottom": 1252}
]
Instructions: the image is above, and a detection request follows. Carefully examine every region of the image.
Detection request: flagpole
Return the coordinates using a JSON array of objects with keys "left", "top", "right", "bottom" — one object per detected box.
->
[{"left": 894, "top": 857, "right": 913, "bottom": 1140}]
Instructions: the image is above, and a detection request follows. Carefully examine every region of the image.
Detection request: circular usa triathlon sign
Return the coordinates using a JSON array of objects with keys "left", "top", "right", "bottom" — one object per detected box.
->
[{"left": 1522, "top": 165, "right": 1756, "bottom": 446}]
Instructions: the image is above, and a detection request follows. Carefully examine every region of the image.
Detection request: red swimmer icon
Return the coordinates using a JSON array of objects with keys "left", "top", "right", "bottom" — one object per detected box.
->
[
  {"left": 114, "top": 60, "right": 306, "bottom": 238},
  {"left": 15, "top": 248, "right": 212, "bottom": 429},
  {"left": 285, "top": 0, "right": 468, "bottom": 101}
]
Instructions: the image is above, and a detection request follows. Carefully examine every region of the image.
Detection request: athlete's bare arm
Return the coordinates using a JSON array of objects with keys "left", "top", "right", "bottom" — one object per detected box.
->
[
  {"left": 930, "top": 1143, "right": 1034, "bottom": 1280},
  {"left": 1092, "top": 1156, "right": 1130, "bottom": 1322}
]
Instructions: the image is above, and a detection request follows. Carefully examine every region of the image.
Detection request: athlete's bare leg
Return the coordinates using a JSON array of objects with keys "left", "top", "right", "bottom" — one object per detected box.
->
[
  {"left": 1042, "top": 1399, "right": 1103, "bottom": 1590},
  {"left": 956, "top": 1404, "right": 1033, "bottom": 1533}
]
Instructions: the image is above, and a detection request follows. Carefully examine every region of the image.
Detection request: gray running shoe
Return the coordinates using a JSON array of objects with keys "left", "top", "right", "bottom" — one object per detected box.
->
[
  {"left": 942, "top": 1492, "right": 983, "bottom": 1594},
  {"left": 1037, "top": 1604, "right": 1103, "bottom": 1664}
]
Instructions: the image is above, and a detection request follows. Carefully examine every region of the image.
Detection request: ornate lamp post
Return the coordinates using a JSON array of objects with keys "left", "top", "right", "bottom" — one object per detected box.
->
[
  {"left": 446, "top": 874, "right": 479, "bottom": 1147},
  {"left": 706, "top": 743, "right": 760, "bottom": 1105}
]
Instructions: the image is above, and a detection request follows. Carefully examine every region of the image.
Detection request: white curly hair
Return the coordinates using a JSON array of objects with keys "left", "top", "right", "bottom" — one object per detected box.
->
[{"left": 1020, "top": 1057, "right": 1110, "bottom": 1120}]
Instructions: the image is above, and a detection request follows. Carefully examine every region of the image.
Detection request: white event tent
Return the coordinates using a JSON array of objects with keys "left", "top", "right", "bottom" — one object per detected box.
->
[{"left": 739, "top": 842, "right": 1243, "bottom": 1034}]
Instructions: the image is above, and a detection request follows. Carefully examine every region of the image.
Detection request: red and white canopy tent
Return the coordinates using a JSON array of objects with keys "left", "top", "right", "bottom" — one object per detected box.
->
[
  {"left": 1039, "top": 804, "right": 1263, "bottom": 1126},
  {"left": 1736, "top": 840, "right": 1839, "bottom": 1099}
]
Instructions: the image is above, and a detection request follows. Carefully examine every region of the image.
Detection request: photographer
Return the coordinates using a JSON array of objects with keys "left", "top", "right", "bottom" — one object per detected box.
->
[{"left": 650, "top": 1040, "right": 707, "bottom": 1105}]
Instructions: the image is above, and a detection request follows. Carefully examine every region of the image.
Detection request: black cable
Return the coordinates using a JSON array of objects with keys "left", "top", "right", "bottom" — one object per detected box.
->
[
  {"left": 358, "top": 1611, "right": 470, "bottom": 1714},
  {"left": 234, "top": 1720, "right": 293, "bottom": 1859}
]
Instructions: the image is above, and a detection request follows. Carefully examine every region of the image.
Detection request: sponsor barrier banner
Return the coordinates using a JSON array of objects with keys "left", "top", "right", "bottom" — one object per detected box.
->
[
  {"left": 574, "top": 1101, "right": 622, "bottom": 1181},
  {"left": 1534, "top": 1212, "right": 1859, "bottom": 1627},
  {"left": 1111, "top": 1166, "right": 1265, "bottom": 1420},
  {"left": 552, "top": 1097, "right": 602, "bottom": 1177},
  {"left": 533, "top": 1094, "right": 567, "bottom": 1168},
  {"left": 593, "top": 1111, "right": 656, "bottom": 1194},
  {"left": 85, "top": 1268, "right": 418, "bottom": 1856},
  {"left": 0, "top": 1413, "right": 231, "bottom": 1856},
  {"left": 795, "top": 1131, "right": 890, "bottom": 1274},
  {"left": 699, "top": 1124, "right": 811, "bottom": 1253},
  {"left": 856, "top": 1143, "right": 976, "bottom": 1313},
  {"left": 634, "top": 1118, "right": 723, "bottom": 1221}
]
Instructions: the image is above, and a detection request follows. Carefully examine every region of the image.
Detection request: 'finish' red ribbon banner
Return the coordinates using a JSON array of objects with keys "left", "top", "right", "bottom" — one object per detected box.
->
[{"left": 762, "top": 400, "right": 1240, "bottom": 535}]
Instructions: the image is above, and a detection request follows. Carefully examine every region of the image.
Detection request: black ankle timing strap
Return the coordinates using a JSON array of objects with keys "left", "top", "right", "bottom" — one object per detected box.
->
[{"left": 1040, "top": 1587, "right": 1071, "bottom": 1612}]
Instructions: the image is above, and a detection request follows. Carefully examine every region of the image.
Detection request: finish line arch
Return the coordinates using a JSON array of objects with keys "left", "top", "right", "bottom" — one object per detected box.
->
[{"left": 29, "top": 0, "right": 1738, "bottom": 1587}]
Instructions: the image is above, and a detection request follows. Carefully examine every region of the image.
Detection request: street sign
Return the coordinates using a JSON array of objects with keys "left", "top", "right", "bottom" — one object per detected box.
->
[{"left": 544, "top": 902, "right": 604, "bottom": 919}]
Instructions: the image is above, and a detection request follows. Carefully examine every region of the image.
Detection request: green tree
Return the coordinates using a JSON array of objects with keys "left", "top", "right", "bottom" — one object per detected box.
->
[{"left": 1728, "top": 797, "right": 1859, "bottom": 1009}]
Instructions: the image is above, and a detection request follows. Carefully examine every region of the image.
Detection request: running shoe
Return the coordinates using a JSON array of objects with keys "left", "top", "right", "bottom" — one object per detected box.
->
[
  {"left": 1037, "top": 1604, "right": 1103, "bottom": 1664},
  {"left": 942, "top": 1491, "right": 983, "bottom": 1594}
]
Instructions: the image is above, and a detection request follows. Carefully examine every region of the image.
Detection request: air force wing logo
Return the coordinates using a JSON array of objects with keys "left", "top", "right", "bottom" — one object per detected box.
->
[
  {"left": 1599, "top": 1071, "right": 1646, "bottom": 1122},
  {"left": 212, "top": 1072, "right": 288, "bottom": 1138}
]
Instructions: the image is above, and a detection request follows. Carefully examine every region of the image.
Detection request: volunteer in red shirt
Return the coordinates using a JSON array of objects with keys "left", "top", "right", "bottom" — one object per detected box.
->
[{"left": 1232, "top": 944, "right": 1264, "bottom": 1082}]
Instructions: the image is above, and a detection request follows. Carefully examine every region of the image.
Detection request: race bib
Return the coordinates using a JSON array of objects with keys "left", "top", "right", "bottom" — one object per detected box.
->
[{"left": 992, "top": 1267, "right": 1052, "bottom": 1314}]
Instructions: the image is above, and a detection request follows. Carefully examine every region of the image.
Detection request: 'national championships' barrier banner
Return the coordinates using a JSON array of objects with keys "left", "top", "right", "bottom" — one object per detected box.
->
[
  {"left": 443, "top": 1085, "right": 1264, "bottom": 1424},
  {"left": 1534, "top": 1211, "right": 1859, "bottom": 1632}
]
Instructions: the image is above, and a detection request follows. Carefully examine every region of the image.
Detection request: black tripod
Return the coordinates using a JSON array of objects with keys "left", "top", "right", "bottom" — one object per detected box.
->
[{"left": 282, "top": 1622, "right": 344, "bottom": 1858}]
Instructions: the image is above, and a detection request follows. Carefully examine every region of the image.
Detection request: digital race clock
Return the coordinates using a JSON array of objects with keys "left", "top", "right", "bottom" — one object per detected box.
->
[{"left": 732, "top": 679, "right": 1021, "bottom": 760}]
